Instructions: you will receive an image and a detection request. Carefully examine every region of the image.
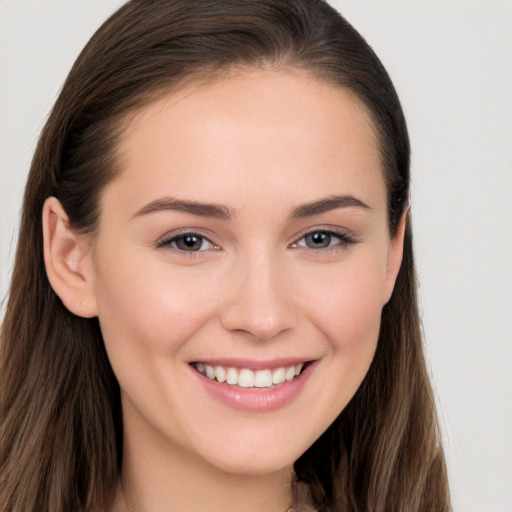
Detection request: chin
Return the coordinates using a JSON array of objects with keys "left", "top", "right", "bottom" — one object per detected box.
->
[
  {"left": 207, "top": 451, "right": 298, "bottom": 477},
  {"left": 188, "top": 430, "right": 310, "bottom": 477}
]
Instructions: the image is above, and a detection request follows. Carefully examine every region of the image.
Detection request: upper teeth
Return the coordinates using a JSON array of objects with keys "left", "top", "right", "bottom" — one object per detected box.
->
[{"left": 193, "top": 363, "right": 304, "bottom": 388}]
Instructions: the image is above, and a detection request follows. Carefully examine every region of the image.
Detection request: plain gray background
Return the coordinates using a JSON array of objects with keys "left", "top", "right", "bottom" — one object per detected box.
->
[{"left": 1, "top": 1, "right": 511, "bottom": 511}]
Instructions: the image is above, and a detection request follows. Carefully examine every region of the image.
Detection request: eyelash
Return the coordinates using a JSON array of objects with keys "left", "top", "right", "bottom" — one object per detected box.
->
[
  {"left": 155, "top": 227, "right": 356, "bottom": 255},
  {"left": 155, "top": 230, "right": 219, "bottom": 254},
  {"left": 291, "top": 227, "right": 356, "bottom": 251}
]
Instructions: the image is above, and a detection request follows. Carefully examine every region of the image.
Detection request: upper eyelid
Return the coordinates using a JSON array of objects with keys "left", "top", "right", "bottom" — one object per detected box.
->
[
  {"left": 155, "top": 229, "right": 218, "bottom": 248},
  {"left": 290, "top": 225, "right": 354, "bottom": 242},
  {"left": 157, "top": 227, "right": 215, "bottom": 239}
]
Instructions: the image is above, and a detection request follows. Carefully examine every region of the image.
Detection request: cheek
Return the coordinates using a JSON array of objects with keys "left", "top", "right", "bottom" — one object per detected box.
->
[
  {"left": 93, "top": 253, "right": 220, "bottom": 380},
  {"left": 289, "top": 254, "right": 386, "bottom": 436},
  {"left": 302, "top": 253, "right": 386, "bottom": 353}
]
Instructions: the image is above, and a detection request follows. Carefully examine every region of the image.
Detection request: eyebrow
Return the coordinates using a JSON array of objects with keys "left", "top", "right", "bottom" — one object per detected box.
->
[
  {"left": 291, "top": 195, "right": 371, "bottom": 218},
  {"left": 133, "top": 194, "right": 370, "bottom": 221},
  {"left": 133, "top": 197, "right": 234, "bottom": 220}
]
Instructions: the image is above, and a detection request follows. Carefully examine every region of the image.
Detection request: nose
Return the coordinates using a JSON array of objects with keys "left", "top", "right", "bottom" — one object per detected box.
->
[{"left": 220, "top": 252, "right": 298, "bottom": 341}]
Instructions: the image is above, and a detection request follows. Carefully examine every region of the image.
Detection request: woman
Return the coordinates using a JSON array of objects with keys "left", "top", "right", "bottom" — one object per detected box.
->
[{"left": 0, "top": 1, "right": 451, "bottom": 511}]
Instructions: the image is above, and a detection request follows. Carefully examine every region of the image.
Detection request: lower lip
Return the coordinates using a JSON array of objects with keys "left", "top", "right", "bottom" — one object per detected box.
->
[{"left": 190, "top": 363, "right": 315, "bottom": 412}]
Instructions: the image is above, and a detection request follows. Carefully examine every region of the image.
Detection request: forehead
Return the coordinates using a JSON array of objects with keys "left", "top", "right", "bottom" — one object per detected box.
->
[{"left": 109, "top": 70, "right": 384, "bottom": 214}]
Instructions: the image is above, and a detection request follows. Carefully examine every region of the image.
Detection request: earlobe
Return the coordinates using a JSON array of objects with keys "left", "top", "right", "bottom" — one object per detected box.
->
[
  {"left": 383, "top": 210, "right": 408, "bottom": 304},
  {"left": 42, "top": 197, "right": 98, "bottom": 318}
]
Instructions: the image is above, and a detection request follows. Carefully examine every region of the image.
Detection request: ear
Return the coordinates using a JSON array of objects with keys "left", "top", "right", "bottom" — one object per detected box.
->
[
  {"left": 383, "top": 210, "right": 408, "bottom": 304},
  {"left": 42, "top": 197, "right": 98, "bottom": 318}
]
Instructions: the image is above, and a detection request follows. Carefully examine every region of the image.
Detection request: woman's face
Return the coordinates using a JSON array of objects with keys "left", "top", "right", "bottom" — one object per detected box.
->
[{"left": 87, "top": 70, "right": 404, "bottom": 475}]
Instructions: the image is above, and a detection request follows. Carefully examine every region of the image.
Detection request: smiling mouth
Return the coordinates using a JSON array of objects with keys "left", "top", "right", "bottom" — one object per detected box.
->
[{"left": 191, "top": 362, "right": 309, "bottom": 389}]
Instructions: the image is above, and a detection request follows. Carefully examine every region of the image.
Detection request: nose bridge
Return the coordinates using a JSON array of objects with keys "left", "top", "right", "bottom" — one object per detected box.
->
[{"left": 220, "top": 246, "right": 297, "bottom": 340}]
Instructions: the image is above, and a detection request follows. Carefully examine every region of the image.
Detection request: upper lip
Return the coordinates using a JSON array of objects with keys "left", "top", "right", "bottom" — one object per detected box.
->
[{"left": 189, "top": 357, "right": 314, "bottom": 371}]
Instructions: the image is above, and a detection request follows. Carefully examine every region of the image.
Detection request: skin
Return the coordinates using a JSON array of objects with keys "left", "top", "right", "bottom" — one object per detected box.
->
[{"left": 43, "top": 70, "right": 405, "bottom": 512}]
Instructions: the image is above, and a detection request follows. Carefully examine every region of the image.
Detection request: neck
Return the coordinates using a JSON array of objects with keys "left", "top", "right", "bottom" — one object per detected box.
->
[{"left": 114, "top": 398, "right": 294, "bottom": 512}]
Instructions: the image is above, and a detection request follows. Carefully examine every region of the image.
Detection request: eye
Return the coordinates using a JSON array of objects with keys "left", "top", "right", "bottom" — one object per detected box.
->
[
  {"left": 293, "top": 229, "right": 355, "bottom": 250},
  {"left": 157, "top": 232, "right": 217, "bottom": 252}
]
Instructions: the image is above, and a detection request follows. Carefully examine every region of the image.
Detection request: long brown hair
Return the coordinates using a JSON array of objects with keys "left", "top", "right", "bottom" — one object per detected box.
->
[{"left": 1, "top": 1, "right": 450, "bottom": 510}]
